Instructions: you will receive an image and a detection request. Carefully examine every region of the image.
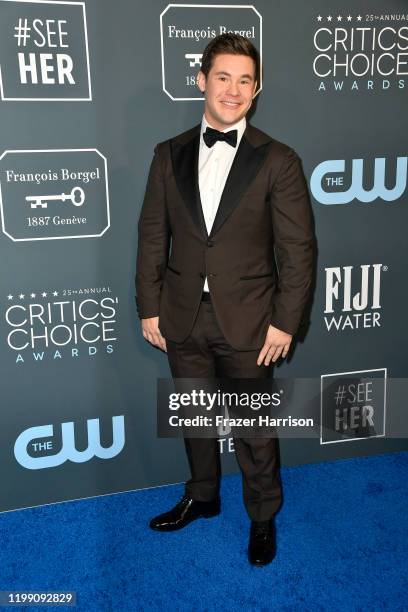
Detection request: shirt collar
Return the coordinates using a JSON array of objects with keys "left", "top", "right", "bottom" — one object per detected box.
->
[{"left": 200, "top": 114, "right": 246, "bottom": 148}]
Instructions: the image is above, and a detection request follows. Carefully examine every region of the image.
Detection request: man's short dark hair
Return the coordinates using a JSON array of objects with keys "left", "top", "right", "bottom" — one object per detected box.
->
[{"left": 200, "top": 33, "right": 260, "bottom": 85}]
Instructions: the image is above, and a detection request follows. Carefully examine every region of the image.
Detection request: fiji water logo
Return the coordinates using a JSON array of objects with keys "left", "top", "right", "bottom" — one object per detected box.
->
[
  {"left": 311, "top": 157, "right": 407, "bottom": 204},
  {"left": 14, "top": 416, "right": 125, "bottom": 469},
  {"left": 324, "top": 264, "right": 386, "bottom": 332}
]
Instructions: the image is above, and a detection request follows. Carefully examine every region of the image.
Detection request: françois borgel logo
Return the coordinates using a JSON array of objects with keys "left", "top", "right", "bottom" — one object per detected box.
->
[
  {"left": 320, "top": 368, "right": 387, "bottom": 444},
  {"left": 4, "top": 286, "right": 118, "bottom": 364},
  {"left": 0, "top": 149, "right": 109, "bottom": 241},
  {"left": 0, "top": 0, "right": 91, "bottom": 101},
  {"left": 160, "top": 4, "right": 262, "bottom": 100},
  {"left": 14, "top": 415, "right": 125, "bottom": 469},
  {"left": 324, "top": 264, "right": 386, "bottom": 332},
  {"left": 310, "top": 156, "right": 407, "bottom": 205},
  {"left": 311, "top": 12, "right": 408, "bottom": 93}
]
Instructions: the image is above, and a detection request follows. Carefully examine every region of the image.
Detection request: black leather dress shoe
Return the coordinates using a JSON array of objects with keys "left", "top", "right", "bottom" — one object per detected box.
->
[
  {"left": 149, "top": 495, "right": 221, "bottom": 531},
  {"left": 248, "top": 519, "right": 277, "bottom": 566}
]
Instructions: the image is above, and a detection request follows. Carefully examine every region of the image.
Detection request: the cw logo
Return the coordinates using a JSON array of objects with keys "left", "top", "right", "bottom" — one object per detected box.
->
[
  {"left": 310, "top": 157, "right": 407, "bottom": 204},
  {"left": 14, "top": 416, "right": 125, "bottom": 470}
]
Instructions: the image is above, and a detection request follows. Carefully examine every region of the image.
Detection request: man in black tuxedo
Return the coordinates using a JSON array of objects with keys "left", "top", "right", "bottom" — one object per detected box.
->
[{"left": 136, "top": 34, "right": 315, "bottom": 566}]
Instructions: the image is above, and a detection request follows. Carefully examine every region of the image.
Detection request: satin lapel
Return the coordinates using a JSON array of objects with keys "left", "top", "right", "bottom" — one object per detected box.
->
[
  {"left": 170, "top": 130, "right": 208, "bottom": 240},
  {"left": 209, "top": 135, "right": 269, "bottom": 239}
]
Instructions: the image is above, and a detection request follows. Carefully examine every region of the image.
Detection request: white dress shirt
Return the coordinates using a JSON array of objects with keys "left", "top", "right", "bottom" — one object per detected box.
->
[{"left": 199, "top": 114, "right": 246, "bottom": 292}]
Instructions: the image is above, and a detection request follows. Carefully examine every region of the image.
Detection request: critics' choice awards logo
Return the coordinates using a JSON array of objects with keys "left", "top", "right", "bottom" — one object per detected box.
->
[
  {"left": 14, "top": 415, "right": 125, "bottom": 469},
  {"left": 160, "top": 4, "right": 262, "bottom": 100},
  {"left": 324, "top": 264, "right": 386, "bottom": 332},
  {"left": 0, "top": 0, "right": 91, "bottom": 101},
  {"left": 0, "top": 149, "right": 110, "bottom": 241},
  {"left": 310, "top": 156, "right": 407, "bottom": 205},
  {"left": 312, "top": 12, "right": 408, "bottom": 93},
  {"left": 320, "top": 369, "right": 387, "bottom": 444},
  {"left": 4, "top": 286, "right": 118, "bottom": 364}
]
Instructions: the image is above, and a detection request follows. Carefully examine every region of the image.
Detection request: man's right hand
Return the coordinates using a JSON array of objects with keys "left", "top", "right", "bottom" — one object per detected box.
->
[{"left": 141, "top": 316, "right": 167, "bottom": 352}]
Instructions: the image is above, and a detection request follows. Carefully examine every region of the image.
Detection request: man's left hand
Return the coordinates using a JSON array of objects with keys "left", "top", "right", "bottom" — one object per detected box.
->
[{"left": 257, "top": 325, "right": 293, "bottom": 366}]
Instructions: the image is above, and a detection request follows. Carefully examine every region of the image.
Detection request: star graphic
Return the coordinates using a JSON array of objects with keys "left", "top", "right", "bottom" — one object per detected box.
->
[
  {"left": 42, "top": 292, "right": 47, "bottom": 297},
  {"left": 53, "top": 291, "right": 59, "bottom": 296},
  {"left": 317, "top": 15, "right": 322, "bottom": 21},
  {"left": 30, "top": 293, "right": 36, "bottom": 298},
  {"left": 357, "top": 15, "right": 362, "bottom": 21},
  {"left": 7, "top": 294, "right": 13, "bottom": 300},
  {"left": 19, "top": 293, "right": 25, "bottom": 299},
  {"left": 337, "top": 15, "right": 342, "bottom": 21},
  {"left": 327, "top": 15, "right": 332, "bottom": 22},
  {"left": 347, "top": 15, "right": 352, "bottom": 21}
]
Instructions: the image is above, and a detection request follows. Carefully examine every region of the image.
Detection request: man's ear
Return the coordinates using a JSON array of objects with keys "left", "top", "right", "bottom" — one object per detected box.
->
[
  {"left": 197, "top": 70, "right": 206, "bottom": 94},
  {"left": 252, "top": 80, "right": 258, "bottom": 97}
]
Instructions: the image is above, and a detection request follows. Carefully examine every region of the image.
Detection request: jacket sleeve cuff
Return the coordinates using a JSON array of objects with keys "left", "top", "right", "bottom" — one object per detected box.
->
[{"left": 135, "top": 296, "right": 160, "bottom": 320}]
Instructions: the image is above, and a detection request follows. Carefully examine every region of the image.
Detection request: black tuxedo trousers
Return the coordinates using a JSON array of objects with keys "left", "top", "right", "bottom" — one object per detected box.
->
[{"left": 166, "top": 296, "right": 282, "bottom": 522}]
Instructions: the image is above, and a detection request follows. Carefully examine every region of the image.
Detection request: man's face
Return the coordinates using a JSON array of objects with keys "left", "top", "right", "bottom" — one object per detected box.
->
[{"left": 197, "top": 53, "right": 257, "bottom": 131}]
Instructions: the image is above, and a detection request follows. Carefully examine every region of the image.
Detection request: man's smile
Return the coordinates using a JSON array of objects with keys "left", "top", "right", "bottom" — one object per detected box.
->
[{"left": 220, "top": 100, "right": 241, "bottom": 108}]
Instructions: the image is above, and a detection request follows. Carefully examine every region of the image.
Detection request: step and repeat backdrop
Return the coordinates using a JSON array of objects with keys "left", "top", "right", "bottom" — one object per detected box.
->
[{"left": 0, "top": 0, "right": 407, "bottom": 513}]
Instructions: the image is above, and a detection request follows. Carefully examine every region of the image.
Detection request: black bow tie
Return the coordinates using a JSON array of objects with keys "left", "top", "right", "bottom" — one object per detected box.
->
[{"left": 203, "top": 127, "right": 238, "bottom": 148}]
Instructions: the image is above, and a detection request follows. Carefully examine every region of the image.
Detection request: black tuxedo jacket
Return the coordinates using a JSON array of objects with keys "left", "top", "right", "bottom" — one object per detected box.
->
[{"left": 136, "top": 122, "right": 315, "bottom": 350}]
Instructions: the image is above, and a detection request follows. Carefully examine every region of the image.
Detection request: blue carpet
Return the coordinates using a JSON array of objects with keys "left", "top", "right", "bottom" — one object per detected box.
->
[{"left": 0, "top": 452, "right": 407, "bottom": 611}]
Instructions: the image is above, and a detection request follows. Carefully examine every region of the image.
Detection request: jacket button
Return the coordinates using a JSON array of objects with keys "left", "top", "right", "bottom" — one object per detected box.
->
[
  {"left": 206, "top": 239, "right": 214, "bottom": 247},
  {"left": 208, "top": 273, "right": 216, "bottom": 278}
]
